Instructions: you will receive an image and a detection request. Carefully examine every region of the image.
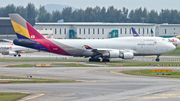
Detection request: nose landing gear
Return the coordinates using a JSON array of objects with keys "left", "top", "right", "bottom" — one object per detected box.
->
[{"left": 156, "top": 55, "right": 160, "bottom": 62}]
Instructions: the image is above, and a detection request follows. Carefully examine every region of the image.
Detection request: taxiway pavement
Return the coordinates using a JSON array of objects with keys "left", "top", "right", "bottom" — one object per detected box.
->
[{"left": 0, "top": 65, "right": 180, "bottom": 101}]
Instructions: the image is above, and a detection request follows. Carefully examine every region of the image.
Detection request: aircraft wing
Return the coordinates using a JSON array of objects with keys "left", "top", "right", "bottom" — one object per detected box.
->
[
  {"left": 2, "top": 39, "right": 13, "bottom": 43},
  {"left": 92, "top": 48, "right": 136, "bottom": 54}
]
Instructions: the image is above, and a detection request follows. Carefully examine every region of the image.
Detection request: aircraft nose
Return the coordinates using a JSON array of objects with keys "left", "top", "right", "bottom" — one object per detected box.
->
[{"left": 169, "top": 44, "right": 176, "bottom": 52}]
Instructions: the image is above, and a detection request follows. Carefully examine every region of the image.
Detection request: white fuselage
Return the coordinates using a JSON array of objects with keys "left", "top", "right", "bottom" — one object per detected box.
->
[
  {"left": 50, "top": 37, "right": 175, "bottom": 56},
  {"left": 0, "top": 45, "right": 38, "bottom": 55}
]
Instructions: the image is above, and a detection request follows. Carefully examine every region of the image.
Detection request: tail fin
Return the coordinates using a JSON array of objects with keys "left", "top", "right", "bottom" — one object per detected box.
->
[
  {"left": 9, "top": 14, "right": 45, "bottom": 40},
  {"left": 131, "top": 27, "right": 139, "bottom": 37}
]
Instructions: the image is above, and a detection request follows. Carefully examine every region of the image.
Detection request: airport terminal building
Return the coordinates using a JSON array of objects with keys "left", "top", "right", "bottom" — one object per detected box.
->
[
  {"left": 34, "top": 23, "right": 156, "bottom": 39},
  {"left": 34, "top": 22, "right": 180, "bottom": 39}
]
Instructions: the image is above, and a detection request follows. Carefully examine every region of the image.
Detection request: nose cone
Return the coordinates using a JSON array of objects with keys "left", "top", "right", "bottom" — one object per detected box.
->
[
  {"left": 177, "top": 39, "right": 180, "bottom": 46},
  {"left": 169, "top": 44, "right": 176, "bottom": 52}
]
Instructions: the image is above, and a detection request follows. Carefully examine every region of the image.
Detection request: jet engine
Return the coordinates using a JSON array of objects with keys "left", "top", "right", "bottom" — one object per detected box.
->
[
  {"left": 120, "top": 52, "right": 134, "bottom": 59},
  {"left": 2, "top": 51, "right": 17, "bottom": 55},
  {"left": 102, "top": 50, "right": 134, "bottom": 59}
]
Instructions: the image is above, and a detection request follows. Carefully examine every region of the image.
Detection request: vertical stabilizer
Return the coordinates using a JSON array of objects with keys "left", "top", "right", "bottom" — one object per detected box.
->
[
  {"left": 9, "top": 14, "right": 45, "bottom": 40},
  {"left": 131, "top": 27, "right": 139, "bottom": 37}
]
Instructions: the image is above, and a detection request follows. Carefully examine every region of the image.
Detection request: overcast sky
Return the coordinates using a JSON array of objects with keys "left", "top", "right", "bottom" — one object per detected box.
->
[{"left": 1, "top": 0, "right": 180, "bottom": 12}]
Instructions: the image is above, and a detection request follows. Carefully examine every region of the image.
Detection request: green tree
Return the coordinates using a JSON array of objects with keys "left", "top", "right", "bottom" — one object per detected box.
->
[
  {"left": 93, "top": 6, "right": 101, "bottom": 21},
  {"left": 62, "top": 7, "right": 72, "bottom": 21},
  {"left": 51, "top": 10, "right": 62, "bottom": 22},
  {"left": 100, "top": 7, "right": 106, "bottom": 22},
  {"left": 147, "top": 10, "right": 158, "bottom": 23},
  {"left": 3, "top": 4, "right": 16, "bottom": 17},
  {"left": 26, "top": 3, "right": 36, "bottom": 19},
  {"left": 16, "top": 6, "right": 27, "bottom": 18},
  {"left": 106, "top": 6, "right": 119, "bottom": 22},
  {"left": 122, "top": 7, "right": 128, "bottom": 22},
  {"left": 37, "top": 6, "right": 51, "bottom": 22},
  {"left": 84, "top": 7, "right": 95, "bottom": 22},
  {"left": 72, "top": 9, "right": 85, "bottom": 22}
]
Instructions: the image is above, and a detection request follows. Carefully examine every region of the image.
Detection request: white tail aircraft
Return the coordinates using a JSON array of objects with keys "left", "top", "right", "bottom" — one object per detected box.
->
[
  {"left": 0, "top": 44, "right": 38, "bottom": 57},
  {"left": 9, "top": 14, "right": 176, "bottom": 62}
]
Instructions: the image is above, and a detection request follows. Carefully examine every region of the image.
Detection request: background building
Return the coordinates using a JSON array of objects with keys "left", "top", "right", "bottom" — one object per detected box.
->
[
  {"left": 156, "top": 24, "right": 180, "bottom": 38},
  {"left": 34, "top": 23, "right": 156, "bottom": 39}
]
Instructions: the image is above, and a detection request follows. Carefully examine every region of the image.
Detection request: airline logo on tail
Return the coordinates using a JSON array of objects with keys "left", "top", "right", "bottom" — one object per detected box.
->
[
  {"left": 168, "top": 38, "right": 177, "bottom": 42},
  {"left": 84, "top": 45, "right": 93, "bottom": 49},
  {"left": 131, "top": 27, "right": 139, "bottom": 37}
]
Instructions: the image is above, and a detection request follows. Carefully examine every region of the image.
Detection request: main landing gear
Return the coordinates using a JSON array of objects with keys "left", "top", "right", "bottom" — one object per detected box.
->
[
  {"left": 89, "top": 57, "right": 110, "bottom": 62},
  {"left": 89, "top": 58, "right": 100, "bottom": 62},
  {"left": 156, "top": 55, "right": 160, "bottom": 62},
  {"left": 102, "top": 58, "right": 110, "bottom": 62},
  {"left": 14, "top": 54, "right": 21, "bottom": 57}
]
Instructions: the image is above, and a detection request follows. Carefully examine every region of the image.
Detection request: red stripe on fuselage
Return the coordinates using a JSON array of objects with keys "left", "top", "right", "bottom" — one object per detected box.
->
[{"left": 26, "top": 22, "right": 71, "bottom": 56}]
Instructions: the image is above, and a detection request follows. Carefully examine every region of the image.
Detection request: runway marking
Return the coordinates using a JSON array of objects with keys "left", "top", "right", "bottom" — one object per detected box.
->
[
  {"left": 137, "top": 97, "right": 167, "bottom": 99},
  {"left": 19, "top": 93, "right": 44, "bottom": 101},
  {"left": 110, "top": 70, "right": 123, "bottom": 75},
  {"left": 156, "top": 94, "right": 180, "bottom": 97},
  {"left": 110, "top": 86, "right": 180, "bottom": 101},
  {"left": 110, "top": 70, "right": 134, "bottom": 77}
]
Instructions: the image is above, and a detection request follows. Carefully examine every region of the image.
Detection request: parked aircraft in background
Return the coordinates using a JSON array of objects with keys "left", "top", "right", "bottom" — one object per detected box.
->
[
  {"left": 9, "top": 14, "right": 176, "bottom": 62},
  {"left": 0, "top": 44, "right": 38, "bottom": 57},
  {"left": 131, "top": 27, "right": 180, "bottom": 46},
  {"left": 45, "top": 34, "right": 53, "bottom": 39}
]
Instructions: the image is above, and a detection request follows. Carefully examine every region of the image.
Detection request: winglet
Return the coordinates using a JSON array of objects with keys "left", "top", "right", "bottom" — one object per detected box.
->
[{"left": 131, "top": 27, "right": 139, "bottom": 37}]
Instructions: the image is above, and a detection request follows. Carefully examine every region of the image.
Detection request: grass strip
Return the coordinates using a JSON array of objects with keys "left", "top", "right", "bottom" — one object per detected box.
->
[
  {"left": 54, "top": 63, "right": 95, "bottom": 67},
  {"left": 98, "top": 62, "right": 180, "bottom": 67},
  {"left": 0, "top": 75, "right": 26, "bottom": 79},
  {"left": 7, "top": 63, "right": 95, "bottom": 67},
  {"left": 0, "top": 92, "right": 28, "bottom": 101},
  {"left": 9, "top": 80, "right": 78, "bottom": 83},
  {"left": 122, "top": 69, "right": 180, "bottom": 78},
  {"left": 0, "top": 59, "right": 88, "bottom": 62},
  {"left": 7, "top": 64, "right": 34, "bottom": 67},
  {"left": 0, "top": 75, "right": 79, "bottom": 84}
]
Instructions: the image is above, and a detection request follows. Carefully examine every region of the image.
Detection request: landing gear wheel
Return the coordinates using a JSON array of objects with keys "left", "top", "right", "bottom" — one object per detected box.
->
[
  {"left": 156, "top": 58, "right": 160, "bottom": 62},
  {"left": 89, "top": 58, "right": 93, "bottom": 62},
  {"left": 89, "top": 58, "right": 100, "bottom": 62},
  {"left": 18, "top": 54, "right": 21, "bottom": 57},
  {"left": 14, "top": 55, "right": 16, "bottom": 57},
  {"left": 103, "top": 59, "right": 110, "bottom": 62},
  {"left": 156, "top": 55, "right": 160, "bottom": 62},
  {"left": 96, "top": 59, "right": 100, "bottom": 62}
]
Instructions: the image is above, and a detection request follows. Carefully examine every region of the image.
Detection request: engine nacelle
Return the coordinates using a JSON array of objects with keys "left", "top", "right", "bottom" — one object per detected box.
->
[
  {"left": 121, "top": 52, "right": 134, "bottom": 59},
  {"left": 103, "top": 51, "right": 134, "bottom": 59},
  {"left": 103, "top": 50, "right": 120, "bottom": 58},
  {"left": 2, "top": 51, "right": 17, "bottom": 55}
]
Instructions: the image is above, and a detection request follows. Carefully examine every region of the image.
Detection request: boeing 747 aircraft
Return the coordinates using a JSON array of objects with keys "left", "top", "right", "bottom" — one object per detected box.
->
[{"left": 9, "top": 14, "right": 176, "bottom": 62}]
